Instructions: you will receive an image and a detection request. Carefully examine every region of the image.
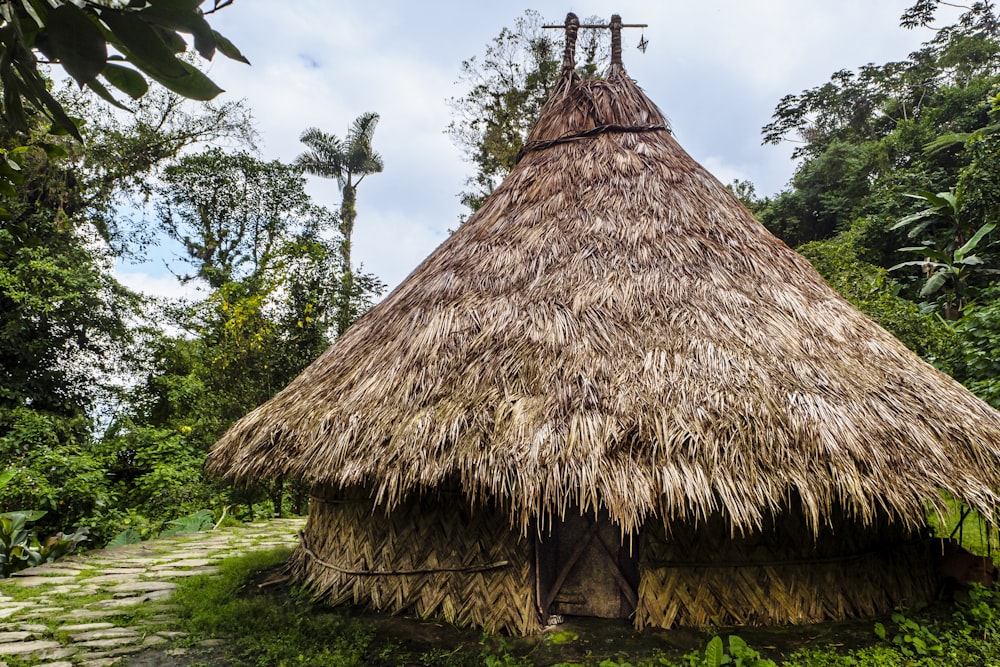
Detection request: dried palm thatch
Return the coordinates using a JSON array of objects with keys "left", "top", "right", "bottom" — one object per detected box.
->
[{"left": 209, "top": 61, "right": 1000, "bottom": 539}]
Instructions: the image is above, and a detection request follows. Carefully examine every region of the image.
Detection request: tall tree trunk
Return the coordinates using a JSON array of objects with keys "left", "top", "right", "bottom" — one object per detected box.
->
[{"left": 337, "top": 183, "right": 356, "bottom": 336}]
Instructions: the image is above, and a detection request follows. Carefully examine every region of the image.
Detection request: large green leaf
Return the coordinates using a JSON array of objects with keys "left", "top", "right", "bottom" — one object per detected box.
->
[
  {"left": 955, "top": 222, "right": 996, "bottom": 262},
  {"left": 101, "top": 63, "right": 148, "bottom": 99},
  {"left": 142, "top": 58, "right": 223, "bottom": 101},
  {"left": 11, "top": 56, "right": 82, "bottom": 139},
  {"left": 106, "top": 528, "right": 142, "bottom": 548},
  {"left": 45, "top": 4, "right": 107, "bottom": 86},
  {"left": 889, "top": 259, "right": 946, "bottom": 272},
  {"left": 0, "top": 510, "right": 46, "bottom": 522},
  {"left": 99, "top": 7, "right": 188, "bottom": 79},
  {"left": 85, "top": 77, "right": 129, "bottom": 110},
  {"left": 891, "top": 208, "right": 936, "bottom": 230},
  {"left": 152, "top": 25, "right": 187, "bottom": 54},
  {"left": 142, "top": 4, "right": 217, "bottom": 60},
  {"left": 212, "top": 30, "right": 250, "bottom": 64},
  {"left": 920, "top": 269, "right": 952, "bottom": 297},
  {"left": 704, "top": 635, "right": 725, "bottom": 667},
  {"left": 1, "top": 62, "right": 28, "bottom": 134}
]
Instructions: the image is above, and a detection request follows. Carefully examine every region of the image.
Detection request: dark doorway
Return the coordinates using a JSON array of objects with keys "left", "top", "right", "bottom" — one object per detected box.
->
[{"left": 536, "top": 508, "right": 639, "bottom": 621}]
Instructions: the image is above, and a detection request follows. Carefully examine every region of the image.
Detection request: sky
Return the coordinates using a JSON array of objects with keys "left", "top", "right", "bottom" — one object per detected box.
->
[{"left": 115, "top": 1, "right": 952, "bottom": 300}]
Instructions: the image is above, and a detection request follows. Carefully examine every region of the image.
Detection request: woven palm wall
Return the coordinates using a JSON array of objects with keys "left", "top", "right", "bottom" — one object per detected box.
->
[
  {"left": 288, "top": 491, "right": 540, "bottom": 634},
  {"left": 635, "top": 505, "right": 938, "bottom": 629}
]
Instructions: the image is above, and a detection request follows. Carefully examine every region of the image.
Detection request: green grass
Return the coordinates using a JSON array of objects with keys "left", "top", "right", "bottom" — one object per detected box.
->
[
  {"left": 928, "top": 492, "right": 999, "bottom": 556},
  {"left": 170, "top": 547, "right": 498, "bottom": 666}
]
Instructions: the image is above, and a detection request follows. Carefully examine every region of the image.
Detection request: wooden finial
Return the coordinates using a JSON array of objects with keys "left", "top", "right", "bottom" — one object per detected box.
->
[
  {"left": 542, "top": 14, "right": 647, "bottom": 76},
  {"left": 609, "top": 14, "right": 623, "bottom": 75},
  {"left": 562, "top": 13, "right": 579, "bottom": 72}
]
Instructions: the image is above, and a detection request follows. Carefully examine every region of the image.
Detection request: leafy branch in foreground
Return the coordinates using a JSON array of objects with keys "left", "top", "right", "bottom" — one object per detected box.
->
[{"left": 0, "top": 0, "right": 248, "bottom": 140}]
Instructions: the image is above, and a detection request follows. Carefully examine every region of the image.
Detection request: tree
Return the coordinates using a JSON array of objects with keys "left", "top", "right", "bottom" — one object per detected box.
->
[
  {"left": 756, "top": 3, "right": 1000, "bottom": 256},
  {"left": 0, "top": 85, "right": 256, "bottom": 541},
  {"left": 295, "top": 112, "right": 384, "bottom": 336},
  {"left": 157, "top": 148, "right": 312, "bottom": 289},
  {"left": 900, "top": 0, "right": 998, "bottom": 36},
  {"left": 447, "top": 10, "right": 609, "bottom": 216},
  {"left": 0, "top": 0, "right": 247, "bottom": 141}
]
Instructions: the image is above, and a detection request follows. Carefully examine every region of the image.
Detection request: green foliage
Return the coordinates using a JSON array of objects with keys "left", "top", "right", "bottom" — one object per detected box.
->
[
  {"left": 0, "top": 407, "right": 111, "bottom": 536},
  {"left": 890, "top": 189, "right": 997, "bottom": 317},
  {"left": 885, "top": 609, "right": 945, "bottom": 657},
  {"left": 948, "top": 285, "right": 1000, "bottom": 407},
  {"left": 0, "top": 467, "right": 90, "bottom": 576},
  {"left": 0, "top": 0, "right": 247, "bottom": 141},
  {"left": 0, "top": 176, "right": 138, "bottom": 415},
  {"left": 758, "top": 7, "right": 1000, "bottom": 252},
  {"left": 95, "top": 423, "right": 225, "bottom": 538},
  {"left": 158, "top": 148, "right": 316, "bottom": 288},
  {"left": 683, "top": 635, "right": 776, "bottom": 667},
  {"left": 161, "top": 509, "right": 215, "bottom": 535}
]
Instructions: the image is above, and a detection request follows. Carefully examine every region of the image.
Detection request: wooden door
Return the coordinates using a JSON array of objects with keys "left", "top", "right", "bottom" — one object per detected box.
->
[{"left": 536, "top": 509, "right": 639, "bottom": 620}]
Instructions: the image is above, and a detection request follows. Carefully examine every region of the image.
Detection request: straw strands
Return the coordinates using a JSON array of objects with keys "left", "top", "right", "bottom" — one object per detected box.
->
[{"left": 208, "top": 71, "right": 1000, "bottom": 541}]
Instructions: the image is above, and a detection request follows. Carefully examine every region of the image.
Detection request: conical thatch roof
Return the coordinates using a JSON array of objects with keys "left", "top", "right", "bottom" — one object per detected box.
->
[{"left": 208, "top": 47, "right": 1000, "bottom": 537}]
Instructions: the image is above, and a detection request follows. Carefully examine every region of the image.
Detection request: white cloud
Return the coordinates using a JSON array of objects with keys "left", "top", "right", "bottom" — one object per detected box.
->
[{"left": 114, "top": 269, "right": 204, "bottom": 302}]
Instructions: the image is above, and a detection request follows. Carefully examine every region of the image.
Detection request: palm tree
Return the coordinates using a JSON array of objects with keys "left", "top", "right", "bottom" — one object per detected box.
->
[{"left": 295, "top": 112, "right": 384, "bottom": 336}]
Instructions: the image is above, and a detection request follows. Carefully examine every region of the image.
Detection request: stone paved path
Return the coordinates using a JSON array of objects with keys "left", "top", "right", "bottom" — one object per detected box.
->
[{"left": 0, "top": 518, "right": 304, "bottom": 667}]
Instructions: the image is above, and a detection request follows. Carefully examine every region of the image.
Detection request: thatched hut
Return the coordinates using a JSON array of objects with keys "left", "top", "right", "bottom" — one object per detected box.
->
[{"left": 208, "top": 15, "right": 1000, "bottom": 634}]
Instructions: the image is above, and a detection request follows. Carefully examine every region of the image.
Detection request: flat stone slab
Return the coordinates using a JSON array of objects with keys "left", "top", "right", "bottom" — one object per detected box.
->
[
  {"left": 0, "top": 639, "right": 62, "bottom": 655},
  {"left": 0, "top": 604, "right": 31, "bottom": 619},
  {"left": 57, "top": 609, "right": 126, "bottom": 621},
  {"left": 21, "top": 607, "right": 66, "bottom": 618},
  {"left": 73, "top": 656, "right": 123, "bottom": 666},
  {"left": 83, "top": 574, "right": 143, "bottom": 585},
  {"left": 58, "top": 622, "right": 115, "bottom": 632},
  {"left": 16, "top": 563, "right": 90, "bottom": 575},
  {"left": 32, "top": 646, "right": 76, "bottom": 660},
  {"left": 74, "top": 636, "right": 137, "bottom": 649},
  {"left": 152, "top": 558, "right": 213, "bottom": 569},
  {"left": 90, "top": 589, "right": 172, "bottom": 609},
  {"left": 36, "top": 661, "right": 73, "bottom": 667},
  {"left": 43, "top": 585, "right": 82, "bottom": 595},
  {"left": 10, "top": 576, "right": 77, "bottom": 587},
  {"left": 70, "top": 627, "right": 138, "bottom": 641},
  {"left": 107, "top": 581, "right": 176, "bottom": 594},
  {"left": 0, "top": 631, "right": 33, "bottom": 643},
  {"left": 196, "top": 638, "right": 226, "bottom": 647},
  {"left": 12, "top": 623, "right": 48, "bottom": 633}
]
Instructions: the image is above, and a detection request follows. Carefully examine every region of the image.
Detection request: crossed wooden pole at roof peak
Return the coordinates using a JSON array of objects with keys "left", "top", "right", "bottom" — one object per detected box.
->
[{"left": 543, "top": 13, "right": 648, "bottom": 74}]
